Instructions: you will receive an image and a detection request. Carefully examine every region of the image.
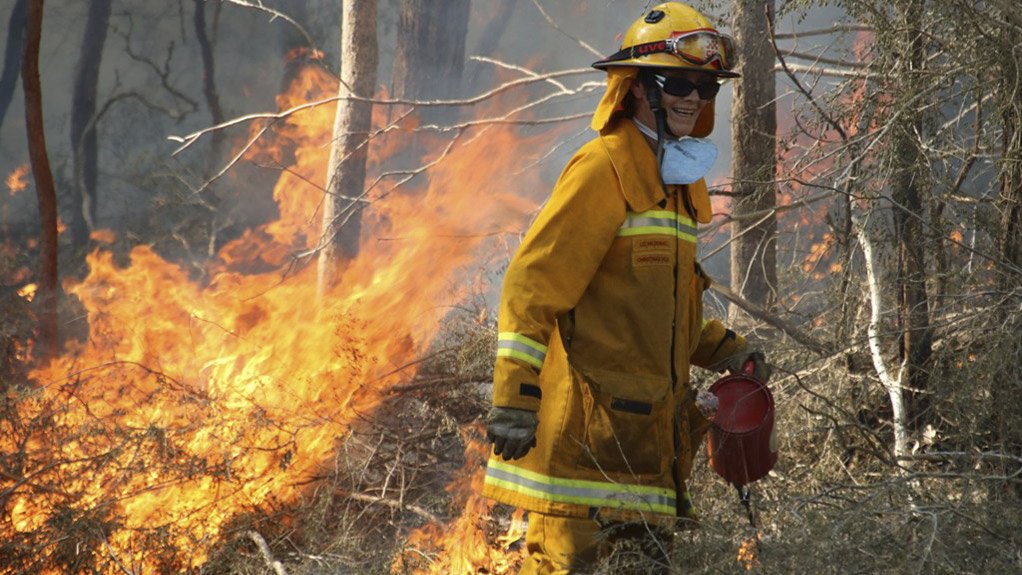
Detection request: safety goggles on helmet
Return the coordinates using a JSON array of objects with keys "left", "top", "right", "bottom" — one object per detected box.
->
[
  {"left": 599, "top": 29, "right": 737, "bottom": 72},
  {"left": 651, "top": 73, "right": 721, "bottom": 100}
]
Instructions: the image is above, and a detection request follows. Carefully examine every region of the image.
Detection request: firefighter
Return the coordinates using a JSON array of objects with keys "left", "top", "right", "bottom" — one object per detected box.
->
[{"left": 482, "top": 3, "right": 770, "bottom": 573}]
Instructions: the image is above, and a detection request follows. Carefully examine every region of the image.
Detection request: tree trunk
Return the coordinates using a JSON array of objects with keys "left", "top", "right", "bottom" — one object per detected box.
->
[
  {"left": 891, "top": 1, "right": 933, "bottom": 429},
  {"left": 391, "top": 0, "right": 469, "bottom": 122},
  {"left": 997, "top": 59, "right": 1022, "bottom": 272},
  {"left": 194, "top": 0, "right": 225, "bottom": 166},
  {"left": 317, "top": 0, "right": 378, "bottom": 294},
  {"left": 23, "top": 0, "right": 59, "bottom": 359},
  {"left": 729, "top": 0, "right": 778, "bottom": 319},
  {"left": 68, "top": 0, "right": 112, "bottom": 246},
  {"left": 0, "top": 0, "right": 27, "bottom": 131},
  {"left": 993, "top": 13, "right": 1022, "bottom": 496},
  {"left": 466, "top": 0, "right": 516, "bottom": 89}
]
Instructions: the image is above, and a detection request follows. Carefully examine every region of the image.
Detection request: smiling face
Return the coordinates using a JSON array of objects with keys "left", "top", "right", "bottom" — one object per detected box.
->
[{"left": 630, "top": 69, "right": 715, "bottom": 139}]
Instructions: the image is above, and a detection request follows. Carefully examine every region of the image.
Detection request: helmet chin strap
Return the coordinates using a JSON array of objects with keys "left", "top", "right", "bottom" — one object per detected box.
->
[
  {"left": 640, "top": 70, "right": 698, "bottom": 217},
  {"left": 641, "top": 72, "right": 671, "bottom": 197}
]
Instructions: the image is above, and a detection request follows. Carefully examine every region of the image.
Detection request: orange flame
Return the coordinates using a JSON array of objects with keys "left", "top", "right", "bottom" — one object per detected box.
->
[
  {"left": 6, "top": 164, "right": 29, "bottom": 196},
  {"left": 394, "top": 425, "right": 525, "bottom": 574},
  {"left": 5, "top": 62, "right": 555, "bottom": 573},
  {"left": 90, "top": 229, "right": 117, "bottom": 244},
  {"left": 17, "top": 283, "right": 37, "bottom": 302},
  {"left": 736, "top": 531, "right": 762, "bottom": 571}
]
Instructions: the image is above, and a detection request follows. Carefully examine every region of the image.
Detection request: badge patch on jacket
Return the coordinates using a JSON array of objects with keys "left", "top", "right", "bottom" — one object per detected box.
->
[{"left": 632, "top": 238, "right": 674, "bottom": 267}]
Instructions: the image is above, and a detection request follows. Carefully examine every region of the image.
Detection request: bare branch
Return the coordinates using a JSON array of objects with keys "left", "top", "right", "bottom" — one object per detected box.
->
[
  {"left": 773, "top": 62, "right": 873, "bottom": 79},
  {"left": 168, "top": 67, "right": 596, "bottom": 154},
  {"left": 772, "top": 24, "right": 873, "bottom": 40},
  {"left": 767, "top": 9, "right": 849, "bottom": 141},
  {"left": 219, "top": 0, "right": 317, "bottom": 50},
  {"left": 701, "top": 189, "right": 836, "bottom": 237},
  {"left": 529, "top": 0, "right": 603, "bottom": 58},
  {"left": 781, "top": 49, "right": 869, "bottom": 69}
]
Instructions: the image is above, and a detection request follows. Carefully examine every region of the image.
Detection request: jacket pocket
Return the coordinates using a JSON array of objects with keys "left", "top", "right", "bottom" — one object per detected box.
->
[{"left": 575, "top": 369, "right": 671, "bottom": 476}]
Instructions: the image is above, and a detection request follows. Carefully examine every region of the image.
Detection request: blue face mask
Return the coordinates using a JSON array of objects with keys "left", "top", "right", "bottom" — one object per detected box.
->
[{"left": 633, "top": 119, "right": 718, "bottom": 185}]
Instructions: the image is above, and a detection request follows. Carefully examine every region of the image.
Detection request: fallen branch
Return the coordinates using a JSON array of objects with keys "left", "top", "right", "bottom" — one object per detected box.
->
[
  {"left": 706, "top": 281, "right": 833, "bottom": 356},
  {"left": 340, "top": 490, "right": 441, "bottom": 524},
  {"left": 247, "top": 530, "right": 289, "bottom": 575}
]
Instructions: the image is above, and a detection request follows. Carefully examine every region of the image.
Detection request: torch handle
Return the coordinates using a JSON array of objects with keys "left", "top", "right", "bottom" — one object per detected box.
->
[{"left": 742, "top": 358, "right": 757, "bottom": 376}]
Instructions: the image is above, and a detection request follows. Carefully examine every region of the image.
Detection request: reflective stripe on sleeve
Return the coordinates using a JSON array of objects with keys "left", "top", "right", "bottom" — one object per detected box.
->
[
  {"left": 485, "top": 459, "right": 676, "bottom": 516},
  {"left": 617, "top": 210, "right": 697, "bottom": 243},
  {"left": 497, "top": 332, "right": 548, "bottom": 369}
]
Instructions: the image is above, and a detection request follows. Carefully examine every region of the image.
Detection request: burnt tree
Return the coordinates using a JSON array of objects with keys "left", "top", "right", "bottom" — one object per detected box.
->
[
  {"left": 68, "top": 0, "right": 112, "bottom": 246},
  {"left": 23, "top": 0, "right": 59, "bottom": 358},
  {"left": 891, "top": 0, "right": 933, "bottom": 428},
  {"left": 729, "top": 0, "right": 778, "bottom": 317},
  {"left": 0, "top": 0, "right": 27, "bottom": 131},
  {"left": 317, "top": 0, "right": 378, "bottom": 293},
  {"left": 392, "top": 0, "right": 470, "bottom": 116},
  {"left": 993, "top": 5, "right": 1022, "bottom": 490},
  {"left": 194, "top": 0, "right": 225, "bottom": 165}
]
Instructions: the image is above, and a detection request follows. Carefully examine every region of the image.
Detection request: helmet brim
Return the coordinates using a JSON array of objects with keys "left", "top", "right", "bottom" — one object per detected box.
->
[{"left": 592, "top": 60, "right": 740, "bottom": 78}]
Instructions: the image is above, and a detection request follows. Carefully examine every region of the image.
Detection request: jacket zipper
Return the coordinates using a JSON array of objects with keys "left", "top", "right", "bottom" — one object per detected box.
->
[{"left": 670, "top": 185, "right": 684, "bottom": 516}]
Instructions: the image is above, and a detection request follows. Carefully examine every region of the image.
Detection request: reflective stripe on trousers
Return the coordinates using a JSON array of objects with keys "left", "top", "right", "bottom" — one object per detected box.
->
[{"left": 485, "top": 459, "right": 676, "bottom": 516}]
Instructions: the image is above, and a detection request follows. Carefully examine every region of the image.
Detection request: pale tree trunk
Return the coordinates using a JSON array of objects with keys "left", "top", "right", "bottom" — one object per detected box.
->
[
  {"left": 891, "top": 0, "right": 932, "bottom": 429},
  {"left": 0, "top": 0, "right": 27, "bottom": 131},
  {"left": 857, "top": 212, "right": 913, "bottom": 483},
  {"left": 729, "top": 0, "right": 778, "bottom": 320},
  {"left": 317, "top": 0, "right": 378, "bottom": 295},
  {"left": 68, "top": 0, "right": 112, "bottom": 247},
  {"left": 23, "top": 0, "right": 59, "bottom": 359}
]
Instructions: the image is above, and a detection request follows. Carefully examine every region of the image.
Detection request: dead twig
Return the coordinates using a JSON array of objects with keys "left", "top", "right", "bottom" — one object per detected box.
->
[{"left": 388, "top": 375, "right": 485, "bottom": 395}]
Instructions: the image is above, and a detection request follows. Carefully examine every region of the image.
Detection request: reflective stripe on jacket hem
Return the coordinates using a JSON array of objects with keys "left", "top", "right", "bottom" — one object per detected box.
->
[
  {"left": 485, "top": 459, "right": 676, "bottom": 515},
  {"left": 617, "top": 209, "right": 697, "bottom": 243},
  {"left": 497, "top": 332, "right": 548, "bottom": 369}
]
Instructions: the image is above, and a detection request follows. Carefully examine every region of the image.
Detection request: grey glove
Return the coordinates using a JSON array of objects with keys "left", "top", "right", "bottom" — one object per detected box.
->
[
  {"left": 710, "top": 347, "right": 771, "bottom": 383},
  {"left": 485, "top": 406, "right": 538, "bottom": 460}
]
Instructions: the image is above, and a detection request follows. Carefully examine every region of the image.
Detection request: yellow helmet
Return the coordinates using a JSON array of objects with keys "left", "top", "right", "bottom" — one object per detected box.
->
[{"left": 593, "top": 2, "right": 739, "bottom": 78}]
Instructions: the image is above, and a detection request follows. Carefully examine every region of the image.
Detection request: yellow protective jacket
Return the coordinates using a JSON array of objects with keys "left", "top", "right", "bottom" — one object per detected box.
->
[{"left": 482, "top": 118, "right": 746, "bottom": 523}]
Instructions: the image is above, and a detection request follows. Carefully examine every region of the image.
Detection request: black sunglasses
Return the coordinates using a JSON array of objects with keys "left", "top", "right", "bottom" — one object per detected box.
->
[{"left": 651, "top": 74, "right": 721, "bottom": 100}]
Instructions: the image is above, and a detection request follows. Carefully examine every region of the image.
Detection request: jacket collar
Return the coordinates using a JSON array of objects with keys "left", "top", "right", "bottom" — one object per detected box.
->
[{"left": 597, "top": 120, "right": 714, "bottom": 223}]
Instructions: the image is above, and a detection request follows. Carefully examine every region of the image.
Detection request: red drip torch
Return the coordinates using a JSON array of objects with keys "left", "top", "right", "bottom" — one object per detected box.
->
[
  {"left": 706, "top": 358, "right": 777, "bottom": 530},
  {"left": 706, "top": 358, "right": 777, "bottom": 486}
]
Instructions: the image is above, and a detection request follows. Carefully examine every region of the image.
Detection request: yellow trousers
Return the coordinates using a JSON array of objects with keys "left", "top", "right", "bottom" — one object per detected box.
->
[{"left": 518, "top": 512, "right": 674, "bottom": 574}]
